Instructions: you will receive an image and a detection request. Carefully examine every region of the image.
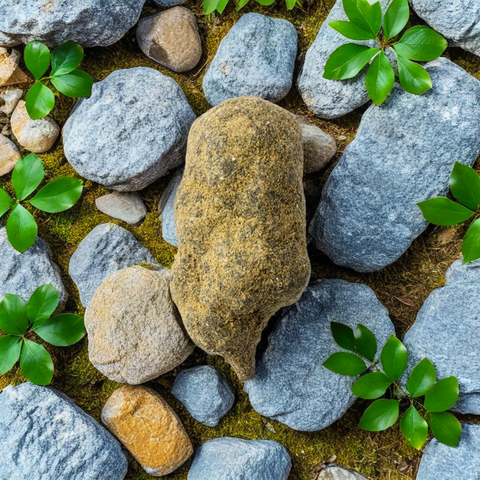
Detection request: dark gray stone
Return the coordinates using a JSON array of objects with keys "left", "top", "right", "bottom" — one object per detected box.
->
[
  {"left": 310, "top": 58, "right": 480, "bottom": 272},
  {"left": 0, "top": 383, "right": 128, "bottom": 480},
  {"left": 202, "top": 13, "right": 297, "bottom": 106},
  {"left": 158, "top": 169, "right": 182, "bottom": 247},
  {"left": 244, "top": 280, "right": 395, "bottom": 431},
  {"left": 153, "top": 0, "right": 186, "bottom": 5}
]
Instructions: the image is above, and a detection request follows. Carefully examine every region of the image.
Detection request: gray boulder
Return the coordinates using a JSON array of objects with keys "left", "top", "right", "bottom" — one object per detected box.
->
[
  {"left": 187, "top": 438, "right": 291, "bottom": 480},
  {"left": 310, "top": 58, "right": 480, "bottom": 272},
  {"left": 0, "top": 0, "right": 145, "bottom": 48},
  {"left": 172, "top": 366, "right": 235, "bottom": 427},
  {"left": 244, "top": 280, "right": 395, "bottom": 431},
  {"left": 153, "top": 0, "right": 186, "bottom": 5},
  {"left": 158, "top": 169, "right": 182, "bottom": 247},
  {"left": 95, "top": 191, "right": 147, "bottom": 226},
  {"left": 69, "top": 223, "right": 155, "bottom": 307},
  {"left": 63, "top": 67, "right": 196, "bottom": 192},
  {"left": 0, "top": 383, "right": 128, "bottom": 480},
  {"left": 203, "top": 13, "right": 297, "bottom": 106}
]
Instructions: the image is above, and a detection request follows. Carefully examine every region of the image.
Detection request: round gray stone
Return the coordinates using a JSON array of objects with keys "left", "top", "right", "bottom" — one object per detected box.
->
[{"left": 96, "top": 191, "right": 147, "bottom": 226}]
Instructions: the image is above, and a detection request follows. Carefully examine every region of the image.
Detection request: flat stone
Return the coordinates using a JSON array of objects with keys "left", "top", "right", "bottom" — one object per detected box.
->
[
  {"left": 96, "top": 191, "right": 147, "bottom": 226},
  {"left": 69, "top": 223, "right": 155, "bottom": 307},
  {"left": 203, "top": 13, "right": 297, "bottom": 106},
  {"left": 0, "top": 87, "right": 23, "bottom": 115},
  {"left": 319, "top": 466, "right": 368, "bottom": 480},
  {"left": 102, "top": 385, "right": 193, "bottom": 477},
  {"left": 0, "top": 132, "right": 20, "bottom": 175},
  {"left": 170, "top": 97, "right": 311, "bottom": 381},
  {"left": 63, "top": 67, "right": 196, "bottom": 191},
  {"left": 0, "top": 47, "right": 19, "bottom": 85},
  {"left": 309, "top": 58, "right": 480, "bottom": 272},
  {"left": 158, "top": 169, "right": 182, "bottom": 247},
  {"left": 244, "top": 280, "right": 395, "bottom": 431},
  {"left": 0, "top": 383, "right": 128, "bottom": 480}
]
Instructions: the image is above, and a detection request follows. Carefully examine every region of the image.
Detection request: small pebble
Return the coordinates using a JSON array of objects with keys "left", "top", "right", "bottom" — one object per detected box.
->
[
  {"left": 0, "top": 88, "right": 23, "bottom": 115},
  {"left": 96, "top": 191, "right": 147, "bottom": 225},
  {"left": 0, "top": 132, "right": 20, "bottom": 175}
]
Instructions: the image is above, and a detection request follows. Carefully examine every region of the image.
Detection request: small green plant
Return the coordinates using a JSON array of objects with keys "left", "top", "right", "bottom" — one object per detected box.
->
[
  {"left": 24, "top": 40, "right": 93, "bottom": 119},
  {"left": 323, "top": 322, "right": 461, "bottom": 449},
  {"left": 0, "top": 153, "right": 83, "bottom": 253},
  {"left": 418, "top": 162, "right": 480, "bottom": 263},
  {"left": 0, "top": 285, "right": 85, "bottom": 385},
  {"left": 202, "top": 0, "right": 300, "bottom": 15},
  {"left": 324, "top": 0, "right": 447, "bottom": 105}
]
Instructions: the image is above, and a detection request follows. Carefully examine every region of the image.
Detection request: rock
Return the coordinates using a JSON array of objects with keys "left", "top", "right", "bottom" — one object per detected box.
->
[
  {"left": 172, "top": 365, "right": 235, "bottom": 427},
  {"left": 0, "top": 47, "right": 19, "bottom": 85},
  {"left": 170, "top": 96, "right": 311, "bottom": 381},
  {"left": 0, "top": 227, "right": 67, "bottom": 305},
  {"left": 202, "top": 13, "right": 297, "bottom": 107},
  {"left": 137, "top": 7, "right": 202, "bottom": 73},
  {"left": 0, "top": 88, "right": 23, "bottom": 115},
  {"left": 416, "top": 423, "right": 480, "bottom": 480},
  {"left": 310, "top": 58, "right": 480, "bottom": 272},
  {"left": 102, "top": 385, "right": 193, "bottom": 477},
  {"left": 158, "top": 169, "right": 182, "bottom": 247},
  {"left": 0, "top": 0, "right": 145, "bottom": 48},
  {"left": 0, "top": 383, "right": 128, "bottom": 480},
  {"left": 85, "top": 264, "right": 194, "bottom": 384},
  {"left": 0, "top": 132, "right": 20, "bottom": 175},
  {"left": 153, "top": 0, "right": 186, "bottom": 6},
  {"left": 95, "top": 191, "right": 147, "bottom": 226},
  {"left": 244, "top": 280, "right": 395, "bottom": 431},
  {"left": 69, "top": 223, "right": 155, "bottom": 307},
  {"left": 187, "top": 437, "right": 291, "bottom": 480},
  {"left": 63, "top": 67, "right": 195, "bottom": 191},
  {"left": 403, "top": 258, "right": 480, "bottom": 415},
  {"left": 11, "top": 100, "right": 60, "bottom": 153},
  {"left": 318, "top": 466, "right": 368, "bottom": 480}
]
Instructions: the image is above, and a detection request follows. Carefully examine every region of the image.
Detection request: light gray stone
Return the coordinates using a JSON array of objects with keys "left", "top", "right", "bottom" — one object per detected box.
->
[
  {"left": 319, "top": 465, "right": 368, "bottom": 480},
  {"left": 96, "top": 191, "right": 147, "bottom": 226},
  {"left": 158, "top": 169, "right": 182, "bottom": 247},
  {"left": 0, "top": 88, "right": 23, "bottom": 115}
]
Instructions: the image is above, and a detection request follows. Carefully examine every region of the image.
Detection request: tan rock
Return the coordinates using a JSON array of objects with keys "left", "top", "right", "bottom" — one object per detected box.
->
[
  {"left": 0, "top": 88, "right": 23, "bottom": 115},
  {"left": 102, "top": 385, "right": 193, "bottom": 477},
  {"left": 0, "top": 48, "right": 21, "bottom": 86},
  {"left": 136, "top": 7, "right": 202, "bottom": 73},
  {"left": 11, "top": 100, "right": 59, "bottom": 153},
  {"left": 0, "top": 133, "right": 21, "bottom": 176}
]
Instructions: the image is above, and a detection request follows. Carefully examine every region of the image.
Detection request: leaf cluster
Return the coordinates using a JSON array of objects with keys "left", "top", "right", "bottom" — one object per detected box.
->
[
  {"left": 203, "top": 0, "right": 299, "bottom": 15},
  {"left": 323, "top": 322, "right": 462, "bottom": 449}
]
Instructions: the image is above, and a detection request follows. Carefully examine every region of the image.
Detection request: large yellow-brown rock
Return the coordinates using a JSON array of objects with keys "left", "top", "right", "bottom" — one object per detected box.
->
[
  {"left": 170, "top": 96, "right": 311, "bottom": 381},
  {"left": 101, "top": 385, "right": 193, "bottom": 477}
]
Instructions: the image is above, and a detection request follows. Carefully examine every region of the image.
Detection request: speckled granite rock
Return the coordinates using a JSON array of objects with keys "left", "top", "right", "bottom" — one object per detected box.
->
[
  {"left": 63, "top": 68, "right": 195, "bottom": 191},
  {"left": 158, "top": 169, "right": 183, "bottom": 247},
  {"left": 0, "top": 383, "right": 128, "bottom": 480},
  {"left": 102, "top": 385, "right": 193, "bottom": 477},
  {"left": 203, "top": 13, "right": 297, "bottom": 106},
  {"left": 95, "top": 191, "right": 147, "bottom": 226},
  {"left": 170, "top": 96, "right": 311, "bottom": 381},
  {"left": 310, "top": 58, "right": 480, "bottom": 272},
  {"left": 0, "top": 132, "right": 20, "bottom": 175},
  {"left": 318, "top": 466, "right": 368, "bottom": 480},
  {"left": 244, "top": 280, "right": 395, "bottom": 431}
]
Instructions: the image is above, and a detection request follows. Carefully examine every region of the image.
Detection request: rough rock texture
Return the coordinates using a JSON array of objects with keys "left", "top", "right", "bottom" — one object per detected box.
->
[
  {"left": 158, "top": 169, "right": 183, "bottom": 247},
  {"left": 154, "top": 0, "right": 186, "bottom": 5},
  {"left": 0, "top": 87, "right": 23, "bottom": 115},
  {"left": 0, "top": 228, "right": 67, "bottom": 305},
  {"left": 0, "top": 132, "right": 20, "bottom": 175},
  {"left": 416, "top": 423, "right": 480, "bottom": 480},
  {"left": 137, "top": 7, "right": 202, "bottom": 73},
  {"left": 244, "top": 280, "right": 395, "bottom": 431},
  {"left": 0, "top": 383, "right": 128, "bottom": 480},
  {"left": 85, "top": 265, "right": 194, "bottom": 384},
  {"left": 318, "top": 466, "right": 369, "bottom": 480},
  {"left": 403, "top": 258, "right": 480, "bottom": 415},
  {"left": 0, "top": 47, "right": 19, "bottom": 85},
  {"left": 63, "top": 68, "right": 196, "bottom": 191},
  {"left": 95, "top": 191, "right": 147, "bottom": 226},
  {"left": 310, "top": 58, "right": 480, "bottom": 272},
  {"left": 203, "top": 13, "right": 297, "bottom": 106},
  {"left": 69, "top": 223, "right": 155, "bottom": 307},
  {"left": 0, "top": 0, "right": 145, "bottom": 48},
  {"left": 172, "top": 365, "right": 235, "bottom": 427},
  {"left": 170, "top": 96, "right": 311, "bottom": 381},
  {"left": 102, "top": 385, "right": 193, "bottom": 477},
  {"left": 187, "top": 437, "right": 291, "bottom": 480}
]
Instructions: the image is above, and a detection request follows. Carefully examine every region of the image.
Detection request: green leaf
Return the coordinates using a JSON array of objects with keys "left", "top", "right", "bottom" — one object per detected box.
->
[
  {"left": 353, "top": 324, "right": 377, "bottom": 361},
  {"left": 24, "top": 41, "right": 50, "bottom": 80},
  {"left": 394, "top": 25, "right": 448, "bottom": 62},
  {"left": 462, "top": 218, "right": 480, "bottom": 264},
  {"left": 29, "top": 177, "right": 83, "bottom": 213},
  {"left": 6, "top": 204, "right": 38, "bottom": 253},
  {"left": 400, "top": 405, "right": 428, "bottom": 449},
  {"left": 285, "top": 0, "right": 296, "bottom": 9},
  {"left": 34, "top": 314, "right": 85, "bottom": 347},
  {"left": 26, "top": 284, "right": 59, "bottom": 326},
  {"left": 203, "top": 0, "right": 219, "bottom": 14},
  {"left": 449, "top": 162, "right": 480, "bottom": 211},
  {"left": 11, "top": 153, "right": 45, "bottom": 201},
  {"left": 380, "top": 335, "right": 408, "bottom": 381},
  {"left": 20, "top": 339, "right": 54, "bottom": 385},
  {"left": 51, "top": 69, "right": 93, "bottom": 99},
  {"left": 236, "top": 0, "right": 249, "bottom": 9},
  {"left": 383, "top": 0, "right": 409, "bottom": 41},
  {"left": 50, "top": 40, "right": 84, "bottom": 76},
  {"left": 25, "top": 83, "right": 55, "bottom": 120},
  {"left": 424, "top": 377, "right": 459, "bottom": 413},
  {"left": 0, "top": 336, "right": 22, "bottom": 376},
  {"left": 0, "top": 294, "right": 29, "bottom": 336},
  {"left": 396, "top": 55, "right": 432, "bottom": 95},
  {"left": 352, "top": 372, "right": 392, "bottom": 399},
  {"left": 323, "top": 352, "right": 367, "bottom": 376},
  {"left": 324, "top": 44, "right": 380, "bottom": 80},
  {"left": 417, "top": 197, "right": 474, "bottom": 226},
  {"left": 0, "top": 188, "right": 14, "bottom": 218},
  {"left": 428, "top": 412, "right": 462, "bottom": 447},
  {"left": 365, "top": 51, "right": 395, "bottom": 105},
  {"left": 331, "top": 322, "right": 356, "bottom": 352},
  {"left": 256, "top": 0, "right": 276, "bottom": 4},
  {"left": 329, "top": 20, "right": 377, "bottom": 40},
  {"left": 359, "top": 399, "right": 400, "bottom": 431},
  {"left": 343, "top": 0, "right": 382, "bottom": 37},
  {"left": 406, "top": 358, "right": 436, "bottom": 397}
]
